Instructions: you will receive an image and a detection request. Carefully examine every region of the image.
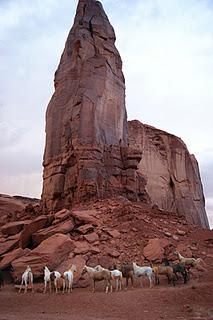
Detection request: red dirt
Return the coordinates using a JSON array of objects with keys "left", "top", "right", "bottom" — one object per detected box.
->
[{"left": 1, "top": 273, "right": 213, "bottom": 320}]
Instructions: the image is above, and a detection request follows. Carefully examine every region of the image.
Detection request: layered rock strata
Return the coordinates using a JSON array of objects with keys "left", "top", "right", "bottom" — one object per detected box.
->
[
  {"left": 128, "top": 120, "right": 209, "bottom": 228},
  {"left": 42, "top": 0, "right": 148, "bottom": 211}
]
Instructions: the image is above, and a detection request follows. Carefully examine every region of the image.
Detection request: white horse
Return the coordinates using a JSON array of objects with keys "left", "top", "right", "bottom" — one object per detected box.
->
[
  {"left": 82, "top": 265, "right": 112, "bottom": 293},
  {"left": 43, "top": 266, "right": 61, "bottom": 293},
  {"left": 94, "top": 265, "right": 123, "bottom": 291},
  {"left": 133, "top": 262, "right": 153, "bottom": 288},
  {"left": 62, "top": 265, "right": 77, "bottom": 293},
  {"left": 19, "top": 265, "right": 34, "bottom": 293},
  {"left": 110, "top": 269, "right": 123, "bottom": 291}
]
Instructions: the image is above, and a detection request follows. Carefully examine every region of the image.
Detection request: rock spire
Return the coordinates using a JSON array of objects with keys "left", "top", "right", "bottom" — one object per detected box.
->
[{"left": 42, "top": 0, "right": 147, "bottom": 211}]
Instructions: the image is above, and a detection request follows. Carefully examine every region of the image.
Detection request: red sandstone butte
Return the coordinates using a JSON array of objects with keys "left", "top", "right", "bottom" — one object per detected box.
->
[
  {"left": 42, "top": 0, "right": 148, "bottom": 212},
  {"left": 128, "top": 120, "right": 209, "bottom": 228}
]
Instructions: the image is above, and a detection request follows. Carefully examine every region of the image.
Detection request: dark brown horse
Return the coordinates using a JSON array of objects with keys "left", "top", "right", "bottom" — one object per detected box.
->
[{"left": 116, "top": 262, "right": 134, "bottom": 288}]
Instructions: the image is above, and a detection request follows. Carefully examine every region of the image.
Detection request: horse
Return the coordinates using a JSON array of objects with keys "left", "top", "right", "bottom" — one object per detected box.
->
[
  {"left": 174, "top": 251, "right": 207, "bottom": 271},
  {"left": 116, "top": 262, "right": 134, "bottom": 289},
  {"left": 19, "top": 265, "right": 34, "bottom": 293},
  {"left": 82, "top": 265, "right": 112, "bottom": 293},
  {"left": 43, "top": 266, "right": 61, "bottom": 293},
  {"left": 152, "top": 265, "right": 175, "bottom": 286},
  {"left": 95, "top": 265, "right": 123, "bottom": 291},
  {"left": 62, "top": 265, "right": 77, "bottom": 293},
  {"left": 0, "top": 269, "right": 4, "bottom": 290},
  {"left": 163, "top": 258, "right": 188, "bottom": 283},
  {"left": 133, "top": 262, "right": 153, "bottom": 288}
]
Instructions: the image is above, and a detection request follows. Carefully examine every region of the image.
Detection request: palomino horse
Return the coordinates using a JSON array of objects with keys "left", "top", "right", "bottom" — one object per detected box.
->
[
  {"left": 43, "top": 266, "right": 61, "bottom": 293},
  {"left": 133, "top": 262, "right": 153, "bottom": 287},
  {"left": 19, "top": 265, "right": 34, "bottom": 293},
  {"left": 82, "top": 265, "right": 112, "bottom": 293},
  {"left": 174, "top": 251, "right": 207, "bottom": 271}
]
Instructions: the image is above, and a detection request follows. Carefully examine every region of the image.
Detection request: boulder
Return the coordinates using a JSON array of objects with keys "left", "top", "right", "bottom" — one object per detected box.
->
[
  {"left": 77, "top": 224, "right": 94, "bottom": 234},
  {"left": 71, "top": 210, "right": 99, "bottom": 226},
  {"left": 84, "top": 232, "right": 99, "bottom": 243},
  {"left": 11, "top": 233, "right": 75, "bottom": 282},
  {"left": 0, "top": 248, "right": 30, "bottom": 269},
  {"left": 1, "top": 220, "right": 31, "bottom": 237},
  {"left": 19, "top": 215, "right": 49, "bottom": 249},
  {"left": 53, "top": 209, "right": 71, "bottom": 224},
  {"left": 72, "top": 255, "right": 86, "bottom": 285},
  {"left": 0, "top": 238, "right": 19, "bottom": 256},
  {"left": 74, "top": 241, "right": 91, "bottom": 255},
  {"left": 32, "top": 220, "right": 74, "bottom": 246},
  {"left": 105, "top": 229, "right": 121, "bottom": 239},
  {"left": 143, "top": 238, "right": 169, "bottom": 262}
]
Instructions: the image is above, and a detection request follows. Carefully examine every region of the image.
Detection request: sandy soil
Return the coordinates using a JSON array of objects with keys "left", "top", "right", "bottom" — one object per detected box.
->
[{"left": 1, "top": 276, "right": 213, "bottom": 320}]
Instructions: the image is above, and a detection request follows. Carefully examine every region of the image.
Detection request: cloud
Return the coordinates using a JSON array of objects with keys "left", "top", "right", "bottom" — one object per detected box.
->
[{"left": 1, "top": 172, "right": 42, "bottom": 198}]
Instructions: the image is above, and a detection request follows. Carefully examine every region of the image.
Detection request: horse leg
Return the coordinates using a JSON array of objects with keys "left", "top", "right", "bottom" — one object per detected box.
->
[
  {"left": 49, "top": 280, "right": 52, "bottom": 293},
  {"left": 24, "top": 279, "right": 28, "bottom": 294},
  {"left": 110, "top": 280, "right": 112, "bottom": 293},
  {"left": 54, "top": 279, "right": 58, "bottom": 293},
  {"left": 116, "top": 278, "right": 118, "bottom": 291},
  {"left": 140, "top": 277, "right": 143, "bottom": 288},
  {"left": 31, "top": 274, "right": 34, "bottom": 292},
  {"left": 154, "top": 274, "right": 158, "bottom": 285},
  {"left": 125, "top": 277, "right": 128, "bottom": 289},
  {"left": 105, "top": 279, "right": 109, "bottom": 294},
  {"left": 148, "top": 275, "right": 152, "bottom": 288},
  {"left": 92, "top": 280, "right": 95, "bottom": 293},
  {"left": 119, "top": 277, "right": 122, "bottom": 291},
  {"left": 131, "top": 275, "right": 134, "bottom": 288},
  {"left": 43, "top": 280, "right": 46, "bottom": 293},
  {"left": 68, "top": 280, "right": 72, "bottom": 293},
  {"left": 19, "top": 278, "right": 24, "bottom": 293}
]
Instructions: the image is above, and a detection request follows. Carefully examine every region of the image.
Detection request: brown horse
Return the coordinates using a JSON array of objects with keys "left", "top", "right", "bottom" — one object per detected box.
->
[
  {"left": 152, "top": 265, "right": 175, "bottom": 286},
  {"left": 116, "top": 262, "right": 134, "bottom": 288}
]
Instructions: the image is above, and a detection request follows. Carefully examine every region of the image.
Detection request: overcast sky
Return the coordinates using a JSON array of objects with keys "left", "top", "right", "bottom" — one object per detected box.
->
[{"left": 0, "top": 0, "right": 212, "bottom": 227}]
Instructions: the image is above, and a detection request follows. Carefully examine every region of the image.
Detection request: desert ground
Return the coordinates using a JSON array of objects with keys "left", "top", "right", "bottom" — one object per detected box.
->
[{"left": 1, "top": 270, "right": 213, "bottom": 320}]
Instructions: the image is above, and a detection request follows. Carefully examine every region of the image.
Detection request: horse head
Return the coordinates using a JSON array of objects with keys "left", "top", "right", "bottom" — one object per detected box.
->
[
  {"left": 71, "top": 265, "right": 77, "bottom": 273},
  {"left": 44, "top": 266, "right": 50, "bottom": 274},
  {"left": 81, "top": 265, "right": 87, "bottom": 275}
]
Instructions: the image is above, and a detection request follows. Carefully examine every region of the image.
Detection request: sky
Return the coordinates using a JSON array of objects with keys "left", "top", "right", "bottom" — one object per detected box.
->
[{"left": 0, "top": 0, "right": 213, "bottom": 227}]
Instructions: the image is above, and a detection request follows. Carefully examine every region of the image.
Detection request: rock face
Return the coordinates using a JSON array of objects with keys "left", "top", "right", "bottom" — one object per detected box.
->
[
  {"left": 42, "top": 0, "right": 148, "bottom": 212},
  {"left": 128, "top": 120, "right": 209, "bottom": 228}
]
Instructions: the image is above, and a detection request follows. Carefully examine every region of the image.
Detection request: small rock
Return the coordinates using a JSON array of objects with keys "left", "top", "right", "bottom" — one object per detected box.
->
[
  {"left": 84, "top": 232, "right": 99, "bottom": 243},
  {"left": 105, "top": 229, "right": 121, "bottom": 239},
  {"left": 164, "top": 232, "right": 172, "bottom": 237},
  {"left": 77, "top": 224, "right": 94, "bottom": 234},
  {"left": 172, "top": 235, "right": 179, "bottom": 241},
  {"left": 176, "top": 229, "right": 186, "bottom": 236},
  {"left": 107, "top": 249, "right": 120, "bottom": 258}
]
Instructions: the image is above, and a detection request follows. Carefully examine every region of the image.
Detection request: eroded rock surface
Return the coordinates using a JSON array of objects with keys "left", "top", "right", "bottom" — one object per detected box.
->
[
  {"left": 42, "top": 0, "right": 148, "bottom": 212},
  {"left": 128, "top": 120, "right": 209, "bottom": 228}
]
